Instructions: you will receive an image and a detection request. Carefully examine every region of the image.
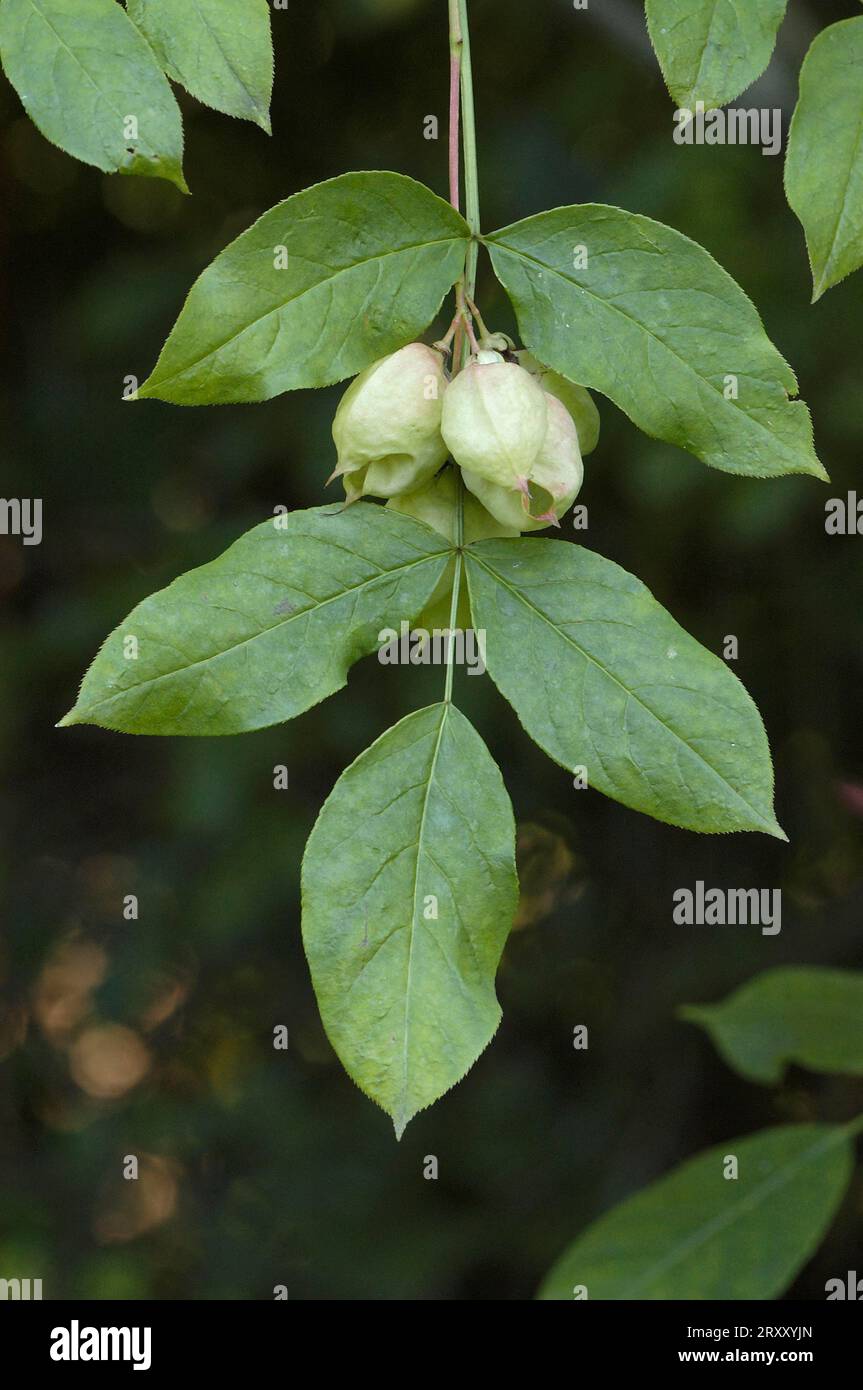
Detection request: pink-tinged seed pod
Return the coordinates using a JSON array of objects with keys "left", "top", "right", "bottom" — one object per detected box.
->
[
  {"left": 441, "top": 351, "right": 548, "bottom": 490},
  {"left": 462, "top": 393, "right": 583, "bottom": 532},
  {"left": 330, "top": 343, "right": 448, "bottom": 501}
]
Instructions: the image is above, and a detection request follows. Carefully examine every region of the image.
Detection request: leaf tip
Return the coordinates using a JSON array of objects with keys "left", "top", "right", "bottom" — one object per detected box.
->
[
  {"left": 171, "top": 168, "right": 191, "bottom": 197},
  {"left": 56, "top": 709, "right": 79, "bottom": 729}
]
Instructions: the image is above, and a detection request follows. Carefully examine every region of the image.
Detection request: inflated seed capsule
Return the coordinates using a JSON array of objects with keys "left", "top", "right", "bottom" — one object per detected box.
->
[
  {"left": 462, "top": 393, "right": 584, "bottom": 532},
  {"left": 330, "top": 343, "right": 448, "bottom": 501},
  {"left": 440, "top": 350, "right": 548, "bottom": 490}
]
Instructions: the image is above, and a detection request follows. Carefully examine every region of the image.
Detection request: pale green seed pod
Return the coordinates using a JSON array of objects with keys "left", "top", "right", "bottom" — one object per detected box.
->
[
  {"left": 517, "top": 350, "right": 600, "bottom": 456},
  {"left": 387, "top": 467, "right": 517, "bottom": 628},
  {"left": 388, "top": 462, "right": 518, "bottom": 544},
  {"left": 440, "top": 352, "right": 548, "bottom": 489},
  {"left": 331, "top": 343, "right": 448, "bottom": 501},
  {"left": 462, "top": 392, "right": 583, "bottom": 532}
]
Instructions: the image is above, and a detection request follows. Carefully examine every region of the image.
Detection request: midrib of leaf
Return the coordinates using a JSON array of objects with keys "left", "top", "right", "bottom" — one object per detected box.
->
[
  {"left": 485, "top": 233, "right": 814, "bottom": 474},
  {"left": 396, "top": 702, "right": 449, "bottom": 1138},
  {"left": 67, "top": 547, "right": 449, "bottom": 721},
  {"left": 144, "top": 234, "right": 468, "bottom": 392},
  {"left": 468, "top": 549, "right": 778, "bottom": 834},
  {"left": 616, "top": 1126, "right": 849, "bottom": 1298},
  {"left": 188, "top": 0, "right": 269, "bottom": 125}
]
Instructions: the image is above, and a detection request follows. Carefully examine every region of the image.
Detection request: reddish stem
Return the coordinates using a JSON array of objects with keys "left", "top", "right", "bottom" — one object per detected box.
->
[{"left": 448, "top": 53, "right": 461, "bottom": 212}]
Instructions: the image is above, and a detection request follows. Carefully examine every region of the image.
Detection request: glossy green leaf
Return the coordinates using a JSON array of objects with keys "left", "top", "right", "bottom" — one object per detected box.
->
[
  {"left": 0, "top": 0, "right": 186, "bottom": 190},
  {"left": 465, "top": 538, "right": 784, "bottom": 837},
  {"left": 785, "top": 19, "right": 863, "bottom": 302},
  {"left": 139, "top": 172, "right": 470, "bottom": 404},
  {"left": 127, "top": 0, "right": 273, "bottom": 132},
  {"left": 538, "top": 1122, "right": 857, "bottom": 1299},
  {"left": 59, "top": 503, "right": 453, "bottom": 736},
  {"left": 682, "top": 967, "right": 863, "bottom": 1083},
  {"left": 645, "top": 0, "right": 788, "bottom": 111},
  {"left": 484, "top": 205, "right": 824, "bottom": 480},
  {"left": 302, "top": 702, "right": 518, "bottom": 1138}
]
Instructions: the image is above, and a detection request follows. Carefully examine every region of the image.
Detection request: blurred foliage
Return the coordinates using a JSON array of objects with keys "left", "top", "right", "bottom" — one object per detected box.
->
[{"left": 1, "top": 0, "right": 862, "bottom": 1300}]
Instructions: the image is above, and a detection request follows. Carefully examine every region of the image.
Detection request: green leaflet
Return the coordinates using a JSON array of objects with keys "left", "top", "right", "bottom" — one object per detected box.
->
[
  {"left": 59, "top": 503, "right": 453, "bottom": 736},
  {"left": 645, "top": 0, "right": 788, "bottom": 112},
  {"left": 538, "top": 1122, "right": 857, "bottom": 1299},
  {"left": 0, "top": 0, "right": 186, "bottom": 190},
  {"left": 465, "top": 538, "right": 784, "bottom": 838},
  {"left": 682, "top": 968, "right": 863, "bottom": 1083},
  {"left": 484, "top": 205, "right": 824, "bottom": 480},
  {"left": 785, "top": 19, "right": 863, "bottom": 302},
  {"left": 302, "top": 702, "right": 518, "bottom": 1138},
  {"left": 138, "top": 172, "right": 471, "bottom": 404},
  {"left": 127, "top": 0, "right": 273, "bottom": 132}
]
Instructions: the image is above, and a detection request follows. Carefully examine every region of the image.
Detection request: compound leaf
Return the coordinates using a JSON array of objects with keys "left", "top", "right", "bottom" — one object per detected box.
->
[
  {"left": 59, "top": 503, "right": 453, "bottom": 735},
  {"left": 302, "top": 702, "right": 518, "bottom": 1138},
  {"left": 785, "top": 19, "right": 863, "bottom": 302},
  {"left": 0, "top": 0, "right": 186, "bottom": 189},
  {"left": 465, "top": 538, "right": 784, "bottom": 837},
  {"left": 538, "top": 1122, "right": 856, "bottom": 1299},
  {"left": 682, "top": 967, "right": 863, "bottom": 1083},
  {"left": 127, "top": 0, "right": 273, "bottom": 132},
  {"left": 645, "top": 0, "right": 788, "bottom": 112},
  {"left": 139, "top": 172, "right": 470, "bottom": 404},
  {"left": 484, "top": 204, "right": 824, "bottom": 480}
]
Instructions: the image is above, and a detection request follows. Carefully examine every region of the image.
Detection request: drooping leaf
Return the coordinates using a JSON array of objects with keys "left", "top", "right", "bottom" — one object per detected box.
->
[
  {"left": 127, "top": 0, "right": 273, "bottom": 132},
  {"left": 465, "top": 538, "right": 784, "bottom": 837},
  {"left": 484, "top": 205, "right": 824, "bottom": 480},
  {"left": 0, "top": 0, "right": 186, "bottom": 190},
  {"left": 538, "top": 1122, "right": 857, "bottom": 1299},
  {"left": 785, "top": 19, "right": 863, "bottom": 302},
  {"left": 59, "top": 503, "right": 453, "bottom": 736},
  {"left": 682, "top": 967, "right": 863, "bottom": 1083},
  {"left": 302, "top": 702, "right": 518, "bottom": 1138},
  {"left": 138, "top": 172, "right": 470, "bottom": 404},
  {"left": 645, "top": 0, "right": 788, "bottom": 111}
]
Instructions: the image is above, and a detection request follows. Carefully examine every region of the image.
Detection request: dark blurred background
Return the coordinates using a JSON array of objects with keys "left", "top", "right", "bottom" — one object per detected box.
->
[{"left": 1, "top": 0, "right": 862, "bottom": 1300}]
